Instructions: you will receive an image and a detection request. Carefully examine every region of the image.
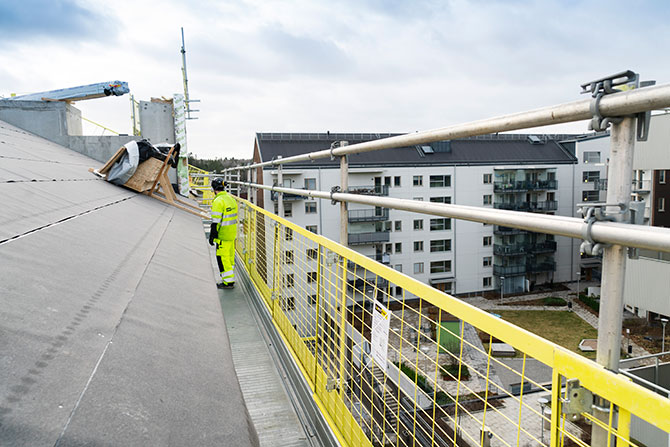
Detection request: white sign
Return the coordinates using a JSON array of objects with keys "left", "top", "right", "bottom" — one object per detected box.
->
[{"left": 371, "top": 301, "right": 390, "bottom": 368}]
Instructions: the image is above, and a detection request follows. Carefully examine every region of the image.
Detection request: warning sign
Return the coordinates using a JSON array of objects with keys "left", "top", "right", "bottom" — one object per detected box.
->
[{"left": 371, "top": 301, "right": 390, "bottom": 368}]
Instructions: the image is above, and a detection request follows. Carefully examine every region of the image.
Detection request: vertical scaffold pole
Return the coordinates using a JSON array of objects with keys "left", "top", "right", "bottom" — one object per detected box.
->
[
  {"left": 277, "top": 156, "right": 284, "bottom": 218},
  {"left": 339, "top": 151, "right": 349, "bottom": 246},
  {"left": 592, "top": 116, "right": 636, "bottom": 446}
]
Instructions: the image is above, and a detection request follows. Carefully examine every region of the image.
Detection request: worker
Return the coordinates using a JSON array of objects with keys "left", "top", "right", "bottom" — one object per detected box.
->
[{"left": 209, "top": 178, "right": 238, "bottom": 289}]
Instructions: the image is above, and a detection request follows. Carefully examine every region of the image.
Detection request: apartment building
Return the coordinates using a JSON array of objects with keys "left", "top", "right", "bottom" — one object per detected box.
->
[{"left": 251, "top": 132, "right": 581, "bottom": 297}]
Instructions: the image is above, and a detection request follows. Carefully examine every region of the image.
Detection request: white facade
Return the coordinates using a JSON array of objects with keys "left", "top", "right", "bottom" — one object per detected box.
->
[{"left": 263, "top": 160, "right": 576, "bottom": 296}]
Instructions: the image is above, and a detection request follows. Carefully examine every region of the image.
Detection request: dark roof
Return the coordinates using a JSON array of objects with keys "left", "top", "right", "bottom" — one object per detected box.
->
[
  {"left": 256, "top": 132, "right": 578, "bottom": 168},
  {"left": 0, "top": 120, "right": 258, "bottom": 446}
]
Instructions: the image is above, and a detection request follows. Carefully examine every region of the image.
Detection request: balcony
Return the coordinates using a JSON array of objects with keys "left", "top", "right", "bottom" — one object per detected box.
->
[
  {"left": 348, "top": 208, "right": 389, "bottom": 223},
  {"left": 347, "top": 253, "right": 390, "bottom": 269},
  {"left": 493, "top": 225, "right": 525, "bottom": 236},
  {"left": 271, "top": 189, "right": 306, "bottom": 201},
  {"left": 494, "top": 201, "right": 558, "bottom": 212},
  {"left": 493, "top": 180, "right": 557, "bottom": 192},
  {"left": 526, "top": 261, "right": 556, "bottom": 273},
  {"left": 493, "top": 244, "right": 527, "bottom": 256},
  {"left": 348, "top": 231, "right": 390, "bottom": 245},
  {"left": 592, "top": 179, "right": 608, "bottom": 191},
  {"left": 347, "top": 185, "right": 389, "bottom": 196},
  {"left": 493, "top": 264, "right": 526, "bottom": 276},
  {"left": 528, "top": 240, "right": 557, "bottom": 254},
  {"left": 632, "top": 179, "right": 651, "bottom": 192}
]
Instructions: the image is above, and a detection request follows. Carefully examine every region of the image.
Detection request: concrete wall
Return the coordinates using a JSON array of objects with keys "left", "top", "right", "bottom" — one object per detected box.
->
[{"left": 0, "top": 99, "right": 169, "bottom": 164}]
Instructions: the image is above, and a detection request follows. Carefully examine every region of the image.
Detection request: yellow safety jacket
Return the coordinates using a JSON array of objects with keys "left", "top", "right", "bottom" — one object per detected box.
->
[{"left": 211, "top": 191, "right": 238, "bottom": 241}]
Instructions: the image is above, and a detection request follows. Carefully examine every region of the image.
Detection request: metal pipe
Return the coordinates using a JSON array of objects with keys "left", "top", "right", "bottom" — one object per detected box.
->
[
  {"left": 229, "top": 181, "right": 670, "bottom": 253},
  {"left": 592, "top": 116, "right": 636, "bottom": 447},
  {"left": 221, "top": 84, "right": 670, "bottom": 173},
  {"left": 340, "top": 152, "right": 349, "bottom": 246},
  {"left": 277, "top": 156, "right": 284, "bottom": 219}
]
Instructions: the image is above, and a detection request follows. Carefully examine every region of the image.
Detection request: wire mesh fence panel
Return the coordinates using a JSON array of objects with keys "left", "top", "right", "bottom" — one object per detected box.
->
[{"left": 235, "top": 198, "right": 670, "bottom": 447}]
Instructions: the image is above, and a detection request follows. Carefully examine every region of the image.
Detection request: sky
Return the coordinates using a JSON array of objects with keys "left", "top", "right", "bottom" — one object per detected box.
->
[{"left": 1, "top": 0, "right": 669, "bottom": 160}]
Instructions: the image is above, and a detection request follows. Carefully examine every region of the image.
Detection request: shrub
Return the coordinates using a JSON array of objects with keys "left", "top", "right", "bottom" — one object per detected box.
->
[
  {"left": 440, "top": 363, "right": 471, "bottom": 381},
  {"left": 543, "top": 296, "right": 567, "bottom": 306},
  {"left": 579, "top": 294, "right": 600, "bottom": 312}
]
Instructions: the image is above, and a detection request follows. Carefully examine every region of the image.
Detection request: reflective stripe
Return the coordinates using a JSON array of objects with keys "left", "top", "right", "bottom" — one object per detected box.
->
[
  {"left": 223, "top": 213, "right": 237, "bottom": 219},
  {"left": 220, "top": 220, "right": 237, "bottom": 226},
  {"left": 211, "top": 212, "right": 222, "bottom": 218}
]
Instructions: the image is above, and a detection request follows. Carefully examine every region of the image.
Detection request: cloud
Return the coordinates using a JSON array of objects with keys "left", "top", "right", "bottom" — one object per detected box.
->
[{"left": 0, "top": 0, "right": 118, "bottom": 42}]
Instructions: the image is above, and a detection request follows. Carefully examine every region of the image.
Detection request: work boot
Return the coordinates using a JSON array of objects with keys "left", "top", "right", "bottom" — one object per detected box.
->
[
  {"left": 217, "top": 283, "right": 226, "bottom": 289},
  {"left": 222, "top": 282, "right": 235, "bottom": 289}
]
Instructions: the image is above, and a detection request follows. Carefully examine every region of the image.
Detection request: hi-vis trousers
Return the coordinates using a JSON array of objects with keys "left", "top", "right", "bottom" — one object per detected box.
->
[{"left": 216, "top": 239, "right": 236, "bottom": 285}]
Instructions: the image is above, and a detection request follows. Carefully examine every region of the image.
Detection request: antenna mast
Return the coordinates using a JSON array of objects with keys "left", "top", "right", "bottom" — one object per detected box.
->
[{"left": 180, "top": 27, "right": 199, "bottom": 119}]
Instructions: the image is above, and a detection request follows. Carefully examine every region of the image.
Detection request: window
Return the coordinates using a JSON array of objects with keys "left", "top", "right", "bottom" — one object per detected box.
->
[
  {"left": 306, "top": 225, "right": 318, "bottom": 234},
  {"left": 307, "top": 271, "right": 318, "bottom": 283},
  {"left": 414, "top": 241, "right": 424, "bottom": 252},
  {"left": 430, "top": 239, "right": 452, "bottom": 252},
  {"left": 413, "top": 175, "right": 423, "bottom": 186},
  {"left": 284, "top": 202, "right": 292, "bottom": 217},
  {"left": 483, "top": 236, "right": 492, "bottom": 246},
  {"left": 430, "top": 196, "right": 452, "bottom": 204},
  {"left": 281, "top": 296, "right": 295, "bottom": 311},
  {"left": 394, "top": 176, "right": 401, "bottom": 187},
  {"left": 483, "top": 277, "right": 492, "bottom": 287},
  {"left": 385, "top": 243, "right": 393, "bottom": 254},
  {"left": 483, "top": 194, "right": 492, "bottom": 205},
  {"left": 413, "top": 197, "right": 424, "bottom": 201},
  {"left": 309, "top": 294, "right": 318, "bottom": 306},
  {"left": 582, "top": 171, "right": 600, "bottom": 183},
  {"left": 273, "top": 202, "right": 278, "bottom": 214},
  {"left": 413, "top": 219, "right": 424, "bottom": 230},
  {"left": 583, "top": 151, "right": 601, "bottom": 164},
  {"left": 429, "top": 175, "right": 451, "bottom": 188},
  {"left": 430, "top": 218, "right": 451, "bottom": 231},
  {"left": 307, "top": 248, "right": 318, "bottom": 260},
  {"left": 660, "top": 171, "right": 667, "bottom": 184},
  {"left": 395, "top": 286, "right": 403, "bottom": 296},
  {"left": 483, "top": 173, "right": 492, "bottom": 184},
  {"left": 394, "top": 264, "right": 402, "bottom": 272},
  {"left": 414, "top": 262, "right": 424, "bottom": 274},
  {"left": 305, "top": 202, "right": 317, "bottom": 213},
  {"left": 384, "top": 176, "right": 391, "bottom": 186},
  {"left": 582, "top": 190, "right": 600, "bottom": 202},
  {"left": 430, "top": 260, "right": 451, "bottom": 273},
  {"left": 483, "top": 256, "right": 492, "bottom": 267},
  {"left": 285, "top": 273, "right": 294, "bottom": 288},
  {"left": 395, "top": 242, "right": 402, "bottom": 254},
  {"left": 659, "top": 197, "right": 665, "bottom": 212},
  {"left": 285, "top": 227, "right": 293, "bottom": 240},
  {"left": 284, "top": 250, "right": 294, "bottom": 264},
  {"left": 394, "top": 221, "right": 402, "bottom": 231},
  {"left": 304, "top": 178, "right": 316, "bottom": 190}
]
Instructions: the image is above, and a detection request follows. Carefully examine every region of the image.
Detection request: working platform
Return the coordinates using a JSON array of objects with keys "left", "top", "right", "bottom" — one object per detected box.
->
[{"left": 0, "top": 120, "right": 259, "bottom": 446}]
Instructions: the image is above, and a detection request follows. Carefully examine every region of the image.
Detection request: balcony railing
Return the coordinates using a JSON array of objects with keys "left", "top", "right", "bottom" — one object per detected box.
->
[
  {"left": 526, "top": 261, "right": 557, "bottom": 273},
  {"left": 347, "top": 253, "right": 390, "bottom": 269},
  {"left": 348, "top": 208, "right": 389, "bottom": 222},
  {"left": 347, "top": 185, "right": 389, "bottom": 196},
  {"left": 347, "top": 231, "right": 390, "bottom": 245},
  {"left": 494, "top": 201, "right": 558, "bottom": 212},
  {"left": 271, "top": 189, "right": 306, "bottom": 201},
  {"left": 493, "top": 225, "right": 525, "bottom": 236},
  {"left": 528, "top": 240, "right": 557, "bottom": 254},
  {"left": 493, "top": 244, "right": 527, "bottom": 256},
  {"left": 632, "top": 179, "right": 651, "bottom": 192},
  {"left": 593, "top": 179, "right": 608, "bottom": 191},
  {"left": 493, "top": 264, "right": 526, "bottom": 276},
  {"left": 493, "top": 180, "right": 557, "bottom": 192}
]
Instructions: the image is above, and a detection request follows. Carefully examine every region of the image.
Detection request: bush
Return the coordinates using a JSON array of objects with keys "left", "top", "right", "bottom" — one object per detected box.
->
[
  {"left": 543, "top": 296, "right": 567, "bottom": 306},
  {"left": 440, "top": 363, "right": 471, "bottom": 381},
  {"left": 395, "top": 362, "right": 433, "bottom": 395},
  {"left": 579, "top": 294, "right": 600, "bottom": 312}
]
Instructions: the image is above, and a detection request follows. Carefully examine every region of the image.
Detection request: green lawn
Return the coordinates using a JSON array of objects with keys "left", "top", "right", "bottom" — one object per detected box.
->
[{"left": 494, "top": 310, "right": 598, "bottom": 358}]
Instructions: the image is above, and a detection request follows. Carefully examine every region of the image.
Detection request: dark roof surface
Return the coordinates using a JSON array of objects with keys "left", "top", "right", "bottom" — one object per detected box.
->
[
  {"left": 0, "top": 120, "right": 258, "bottom": 446},
  {"left": 256, "top": 132, "right": 578, "bottom": 168}
]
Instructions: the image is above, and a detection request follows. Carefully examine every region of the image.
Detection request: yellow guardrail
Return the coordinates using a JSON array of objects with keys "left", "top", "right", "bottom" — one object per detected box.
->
[
  {"left": 234, "top": 197, "right": 669, "bottom": 447},
  {"left": 188, "top": 165, "right": 214, "bottom": 207}
]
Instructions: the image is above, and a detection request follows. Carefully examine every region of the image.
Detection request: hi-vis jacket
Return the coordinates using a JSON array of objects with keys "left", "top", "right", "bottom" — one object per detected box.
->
[{"left": 211, "top": 191, "right": 238, "bottom": 241}]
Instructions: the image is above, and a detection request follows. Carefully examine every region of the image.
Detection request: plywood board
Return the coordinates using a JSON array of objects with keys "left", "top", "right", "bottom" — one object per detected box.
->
[{"left": 124, "top": 158, "right": 164, "bottom": 192}]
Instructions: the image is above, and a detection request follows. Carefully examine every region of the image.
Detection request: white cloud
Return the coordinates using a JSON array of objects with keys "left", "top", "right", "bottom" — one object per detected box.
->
[{"left": 1, "top": 0, "right": 669, "bottom": 159}]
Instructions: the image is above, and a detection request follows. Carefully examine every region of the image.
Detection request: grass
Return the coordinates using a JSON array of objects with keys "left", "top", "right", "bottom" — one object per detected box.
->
[{"left": 493, "top": 310, "right": 598, "bottom": 359}]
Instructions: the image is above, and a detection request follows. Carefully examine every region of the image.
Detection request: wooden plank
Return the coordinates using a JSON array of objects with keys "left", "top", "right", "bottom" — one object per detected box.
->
[
  {"left": 96, "top": 146, "right": 127, "bottom": 175},
  {"left": 124, "top": 158, "right": 163, "bottom": 192}
]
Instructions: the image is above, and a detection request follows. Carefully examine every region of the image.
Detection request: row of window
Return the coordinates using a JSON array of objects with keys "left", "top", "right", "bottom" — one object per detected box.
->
[{"left": 384, "top": 175, "right": 453, "bottom": 188}]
